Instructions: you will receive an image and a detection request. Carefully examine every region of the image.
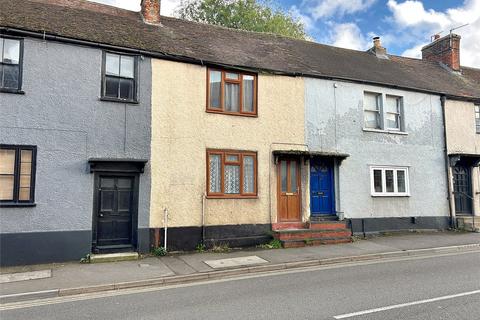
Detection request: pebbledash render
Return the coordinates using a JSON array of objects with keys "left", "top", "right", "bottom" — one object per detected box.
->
[
  {"left": 0, "top": 34, "right": 152, "bottom": 266},
  {"left": 1, "top": 0, "right": 480, "bottom": 265}
]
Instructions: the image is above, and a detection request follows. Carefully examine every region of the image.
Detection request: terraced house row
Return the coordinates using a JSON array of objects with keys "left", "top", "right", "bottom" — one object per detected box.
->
[{"left": 1, "top": 0, "right": 479, "bottom": 266}]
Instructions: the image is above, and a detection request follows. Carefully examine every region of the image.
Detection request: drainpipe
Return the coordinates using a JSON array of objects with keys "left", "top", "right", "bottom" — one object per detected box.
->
[
  {"left": 441, "top": 96, "right": 455, "bottom": 229},
  {"left": 201, "top": 192, "right": 206, "bottom": 244}
]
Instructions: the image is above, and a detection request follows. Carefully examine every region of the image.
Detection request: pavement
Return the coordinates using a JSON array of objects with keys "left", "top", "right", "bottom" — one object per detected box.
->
[{"left": 1, "top": 231, "right": 479, "bottom": 305}]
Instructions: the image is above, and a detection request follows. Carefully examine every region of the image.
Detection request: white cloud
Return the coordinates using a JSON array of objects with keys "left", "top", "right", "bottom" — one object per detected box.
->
[
  {"left": 290, "top": 5, "right": 316, "bottom": 32},
  {"left": 88, "top": 0, "right": 180, "bottom": 16},
  {"left": 304, "top": 0, "right": 377, "bottom": 19},
  {"left": 327, "top": 23, "right": 371, "bottom": 51},
  {"left": 387, "top": 0, "right": 480, "bottom": 67}
]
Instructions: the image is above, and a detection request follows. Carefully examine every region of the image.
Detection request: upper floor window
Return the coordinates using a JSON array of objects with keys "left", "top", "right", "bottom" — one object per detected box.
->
[
  {"left": 102, "top": 52, "right": 138, "bottom": 102},
  {"left": 364, "top": 92, "right": 381, "bottom": 129},
  {"left": 0, "top": 37, "right": 23, "bottom": 92},
  {"left": 207, "top": 149, "right": 257, "bottom": 198},
  {"left": 207, "top": 69, "right": 257, "bottom": 116},
  {"left": 363, "top": 92, "right": 404, "bottom": 132},
  {"left": 370, "top": 166, "right": 409, "bottom": 197},
  {"left": 475, "top": 105, "right": 480, "bottom": 134},
  {"left": 0, "top": 145, "right": 36, "bottom": 205}
]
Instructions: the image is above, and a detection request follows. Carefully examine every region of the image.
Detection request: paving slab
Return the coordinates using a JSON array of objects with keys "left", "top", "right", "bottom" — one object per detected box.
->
[
  {"left": 160, "top": 256, "right": 197, "bottom": 275},
  {"left": 204, "top": 256, "right": 268, "bottom": 269},
  {"left": 0, "top": 270, "right": 51, "bottom": 284}
]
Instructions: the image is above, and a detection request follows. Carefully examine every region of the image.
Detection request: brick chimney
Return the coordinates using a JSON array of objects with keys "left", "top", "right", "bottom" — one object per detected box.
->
[
  {"left": 421, "top": 33, "right": 461, "bottom": 71},
  {"left": 368, "top": 37, "right": 388, "bottom": 59},
  {"left": 141, "top": 0, "right": 161, "bottom": 25}
]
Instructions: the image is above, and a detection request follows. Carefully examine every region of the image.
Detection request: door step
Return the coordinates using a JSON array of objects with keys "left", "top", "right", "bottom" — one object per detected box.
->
[
  {"left": 310, "top": 215, "right": 338, "bottom": 222},
  {"left": 89, "top": 252, "right": 139, "bottom": 263},
  {"left": 272, "top": 219, "right": 352, "bottom": 248},
  {"left": 456, "top": 216, "right": 480, "bottom": 232}
]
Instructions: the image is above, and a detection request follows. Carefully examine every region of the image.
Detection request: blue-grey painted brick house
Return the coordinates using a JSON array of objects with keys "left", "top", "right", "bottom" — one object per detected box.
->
[{"left": 0, "top": 34, "right": 152, "bottom": 266}]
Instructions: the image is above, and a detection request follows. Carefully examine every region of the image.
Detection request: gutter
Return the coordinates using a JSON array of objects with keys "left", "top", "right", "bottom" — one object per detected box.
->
[
  {"left": 2, "top": 27, "right": 480, "bottom": 104},
  {"left": 440, "top": 95, "right": 455, "bottom": 229}
]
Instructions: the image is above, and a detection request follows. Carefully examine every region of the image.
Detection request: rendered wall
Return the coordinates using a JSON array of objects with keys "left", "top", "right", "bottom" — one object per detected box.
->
[
  {"left": 0, "top": 38, "right": 152, "bottom": 265},
  {"left": 305, "top": 78, "right": 449, "bottom": 224},
  {"left": 150, "top": 60, "right": 306, "bottom": 231}
]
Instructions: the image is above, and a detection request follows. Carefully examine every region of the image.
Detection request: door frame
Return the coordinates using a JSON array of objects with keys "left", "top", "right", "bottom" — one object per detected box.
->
[
  {"left": 91, "top": 171, "right": 140, "bottom": 253},
  {"left": 310, "top": 157, "right": 336, "bottom": 216},
  {"left": 276, "top": 157, "right": 302, "bottom": 222}
]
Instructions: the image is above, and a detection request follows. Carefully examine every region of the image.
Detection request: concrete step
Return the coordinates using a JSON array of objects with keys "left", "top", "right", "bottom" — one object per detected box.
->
[
  {"left": 456, "top": 216, "right": 480, "bottom": 232},
  {"left": 89, "top": 252, "right": 139, "bottom": 263}
]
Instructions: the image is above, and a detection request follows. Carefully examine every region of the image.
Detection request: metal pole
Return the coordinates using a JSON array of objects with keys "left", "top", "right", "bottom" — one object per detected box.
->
[{"left": 164, "top": 208, "right": 168, "bottom": 251}]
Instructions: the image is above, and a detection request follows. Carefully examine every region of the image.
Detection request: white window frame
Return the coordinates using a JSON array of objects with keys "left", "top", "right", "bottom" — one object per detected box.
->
[{"left": 370, "top": 166, "right": 410, "bottom": 197}]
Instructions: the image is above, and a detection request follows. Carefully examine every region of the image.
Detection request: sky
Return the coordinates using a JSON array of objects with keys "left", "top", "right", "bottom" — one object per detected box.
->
[{"left": 89, "top": 0, "right": 479, "bottom": 67}]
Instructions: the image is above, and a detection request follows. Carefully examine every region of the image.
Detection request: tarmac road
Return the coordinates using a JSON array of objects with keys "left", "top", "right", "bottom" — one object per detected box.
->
[{"left": 1, "top": 250, "right": 479, "bottom": 320}]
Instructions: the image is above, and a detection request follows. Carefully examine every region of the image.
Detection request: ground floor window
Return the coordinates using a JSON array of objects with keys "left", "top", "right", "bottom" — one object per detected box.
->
[
  {"left": 207, "top": 149, "right": 257, "bottom": 198},
  {"left": 370, "top": 166, "right": 409, "bottom": 196},
  {"left": 0, "top": 145, "right": 36, "bottom": 204}
]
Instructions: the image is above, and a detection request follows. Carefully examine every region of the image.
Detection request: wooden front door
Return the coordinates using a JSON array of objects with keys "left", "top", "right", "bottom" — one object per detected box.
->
[
  {"left": 94, "top": 175, "right": 136, "bottom": 252},
  {"left": 277, "top": 158, "right": 301, "bottom": 222}
]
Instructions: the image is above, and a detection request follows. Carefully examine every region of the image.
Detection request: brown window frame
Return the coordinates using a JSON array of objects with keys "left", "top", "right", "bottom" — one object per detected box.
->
[
  {"left": 206, "top": 149, "right": 257, "bottom": 198},
  {"left": 206, "top": 68, "right": 258, "bottom": 116}
]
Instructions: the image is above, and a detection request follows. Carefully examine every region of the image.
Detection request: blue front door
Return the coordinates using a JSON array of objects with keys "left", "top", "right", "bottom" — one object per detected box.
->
[{"left": 310, "top": 158, "right": 335, "bottom": 215}]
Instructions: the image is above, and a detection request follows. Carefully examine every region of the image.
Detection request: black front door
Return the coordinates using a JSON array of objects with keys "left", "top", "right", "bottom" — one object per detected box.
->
[
  {"left": 453, "top": 165, "right": 472, "bottom": 214},
  {"left": 94, "top": 175, "right": 136, "bottom": 251}
]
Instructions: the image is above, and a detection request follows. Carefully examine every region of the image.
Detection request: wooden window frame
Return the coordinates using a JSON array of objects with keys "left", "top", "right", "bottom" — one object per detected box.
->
[
  {"left": 0, "top": 145, "right": 37, "bottom": 206},
  {"left": 0, "top": 36, "right": 24, "bottom": 94},
  {"left": 206, "top": 68, "right": 258, "bottom": 117},
  {"left": 101, "top": 51, "right": 139, "bottom": 104},
  {"left": 385, "top": 95, "right": 403, "bottom": 131},
  {"left": 363, "top": 91, "right": 382, "bottom": 129},
  {"left": 206, "top": 149, "right": 257, "bottom": 198},
  {"left": 370, "top": 166, "right": 410, "bottom": 197}
]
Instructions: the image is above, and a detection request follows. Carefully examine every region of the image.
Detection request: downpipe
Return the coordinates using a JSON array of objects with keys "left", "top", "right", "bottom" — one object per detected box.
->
[{"left": 163, "top": 208, "right": 168, "bottom": 251}]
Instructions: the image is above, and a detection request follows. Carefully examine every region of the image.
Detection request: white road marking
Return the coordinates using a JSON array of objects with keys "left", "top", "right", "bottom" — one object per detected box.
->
[
  {"left": 334, "top": 289, "right": 480, "bottom": 319},
  {"left": 1, "top": 250, "right": 479, "bottom": 311}
]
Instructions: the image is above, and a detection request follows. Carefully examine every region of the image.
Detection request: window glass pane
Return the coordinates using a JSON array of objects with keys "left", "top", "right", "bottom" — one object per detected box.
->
[
  {"left": 119, "top": 78, "right": 134, "bottom": 100},
  {"left": 105, "top": 53, "right": 120, "bottom": 76},
  {"left": 101, "top": 178, "right": 115, "bottom": 188},
  {"left": 0, "top": 176, "right": 15, "bottom": 200},
  {"left": 118, "top": 190, "right": 131, "bottom": 210},
  {"left": 3, "top": 39, "right": 20, "bottom": 64},
  {"left": 209, "top": 154, "right": 221, "bottom": 193},
  {"left": 0, "top": 149, "right": 15, "bottom": 174},
  {"left": 0, "top": 39, "right": 3, "bottom": 61},
  {"left": 2, "top": 64, "right": 19, "bottom": 89},
  {"left": 364, "top": 92, "right": 380, "bottom": 111},
  {"left": 225, "top": 83, "right": 239, "bottom": 112},
  {"left": 386, "top": 96, "right": 399, "bottom": 113},
  {"left": 364, "top": 110, "right": 379, "bottom": 128},
  {"left": 397, "top": 170, "right": 406, "bottom": 193},
  {"left": 209, "top": 71, "right": 221, "bottom": 109},
  {"left": 105, "top": 76, "right": 119, "bottom": 98},
  {"left": 386, "top": 170, "right": 394, "bottom": 192},
  {"left": 290, "top": 161, "right": 297, "bottom": 193},
  {"left": 243, "top": 156, "right": 254, "bottom": 193},
  {"left": 386, "top": 113, "right": 399, "bottom": 129},
  {"left": 226, "top": 72, "right": 239, "bottom": 80},
  {"left": 117, "top": 178, "right": 132, "bottom": 189},
  {"left": 243, "top": 75, "right": 254, "bottom": 112},
  {"left": 224, "top": 165, "right": 240, "bottom": 194},
  {"left": 373, "top": 169, "right": 382, "bottom": 192},
  {"left": 280, "top": 161, "right": 287, "bottom": 192},
  {"left": 19, "top": 173, "right": 31, "bottom": 188},
  {"left": 100, "top": 190, "right": 115, "bottom": 211},
  {"left": 120, "top": 56, "right": 134, "bottom": 78},
  {"left": 18, "top": 187, "right": 30, "bottom": 201},
  {"left": 226, "top": 155, "right": 239, "bottom": 162}
]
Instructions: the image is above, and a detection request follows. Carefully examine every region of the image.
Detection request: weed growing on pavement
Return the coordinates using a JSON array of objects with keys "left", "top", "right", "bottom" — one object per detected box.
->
[
  {"left": 211, "top": 243, "right": 231, "bottom": 253},
  {"left": 258, "top": 239, "right": 282, "bottom": 249},
  {"left": 196, "top": 243, "right": 206, "bottom": 253},
  {"left": 152, "top": 246, "right": 167, "bottom": 256}
]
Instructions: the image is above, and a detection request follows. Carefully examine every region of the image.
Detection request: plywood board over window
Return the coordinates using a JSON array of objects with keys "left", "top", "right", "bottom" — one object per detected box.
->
[
  {"left": 207, "top": 68, "right": 257, "bottom": 116},
  {"left": 206, "top": 149, "right": 257, "bottom": 198}
]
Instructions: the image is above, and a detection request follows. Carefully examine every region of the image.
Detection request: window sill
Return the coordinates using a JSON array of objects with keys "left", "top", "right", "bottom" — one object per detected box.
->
[
  {"left": 100, "top": 97, "right": 139, "bottom": 104},
  {"left": 0, "top": 88, "right": 25, "bottom": 94},
  {"left": 0, "top": 202, "right": 36, "bottom": 208},
  {"left": 206, "top": 109, "right": 258, "bottom": 118},
  {"left": 371, "top": 194, "right": 410, "bottom": 197},
  {"left": 363, "top": 128, "right": 408, "bottom": 135},
  {"left": 206, "top": 195, "right": 258, "bottom": 199}
]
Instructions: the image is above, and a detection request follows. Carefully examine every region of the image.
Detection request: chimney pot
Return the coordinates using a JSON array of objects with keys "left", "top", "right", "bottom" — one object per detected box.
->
[
  {"left": 141, "top": 0, "right": 161, "bottom": 25},
  {"left": 422, "top": 33, "right": 461, "bottom": 71}
]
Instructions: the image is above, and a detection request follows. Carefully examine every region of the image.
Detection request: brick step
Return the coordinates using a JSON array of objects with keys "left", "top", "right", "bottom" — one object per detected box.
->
[
  {"left": 273, "top": 229, "right": 351, "bottom": 241},
  {"left": 281, "top": 237, "right": 352, "bottom": 248},
  {"left": 272, "top": 222, "right": 307, "bottom": 230},
  {"left": 308, "top": 221, "right": 347, "bottom": 230}
]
